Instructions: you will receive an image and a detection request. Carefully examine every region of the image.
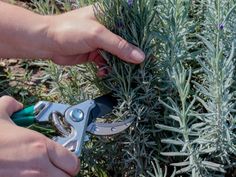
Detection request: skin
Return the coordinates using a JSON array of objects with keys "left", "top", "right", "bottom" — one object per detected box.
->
[{"left": 0, "top": 1, "right": 145, "bottom": 177}]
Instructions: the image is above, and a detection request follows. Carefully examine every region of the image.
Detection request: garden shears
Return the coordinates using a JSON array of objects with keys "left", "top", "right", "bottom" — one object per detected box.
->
[{"left": 11, "top": 94, "right": 134, "bottom": 156}]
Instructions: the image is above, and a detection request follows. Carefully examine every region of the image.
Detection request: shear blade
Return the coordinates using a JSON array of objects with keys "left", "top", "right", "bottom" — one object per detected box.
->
[
  {"left": 86, "top": 118, "right": 134, "bottom": 136},
  {"left": 89, "top": 94, "right": 117, "bottom": 123}
]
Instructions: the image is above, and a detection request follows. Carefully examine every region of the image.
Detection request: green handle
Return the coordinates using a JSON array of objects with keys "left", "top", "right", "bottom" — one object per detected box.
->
[{"left": 11, "top": 105, "right": 35, "bottom": 127}]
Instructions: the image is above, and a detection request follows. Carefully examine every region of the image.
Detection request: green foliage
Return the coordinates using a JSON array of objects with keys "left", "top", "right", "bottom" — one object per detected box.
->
[
  {"left": 94, "top": 0, "right": 161, "bottom": 176},
  {"left": 92, "top": 0, "right": 236, "bottom": 176},
  {"left": 143, "top": 158, "right": 176, "bottom": 177}
]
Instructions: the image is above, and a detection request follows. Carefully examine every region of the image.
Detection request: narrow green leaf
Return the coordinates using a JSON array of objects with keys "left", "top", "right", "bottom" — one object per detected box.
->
[
  {"left": 196, "top": 34, "right": 215, "bottom": 52},
  {"left": 161, "top": 139, "right": 184, "bottom": 145},
  {"left": 169, "top": 115, "right": 181, "bottom": 122},
  {"left": 202, "top": 161, "right": 226, "bottom": 173},
  {"left": 161, "top": 152, "right": 189, "bottom": 156},
  {"left": 156, "top": 124, "right": 183, "bottom": 133},
  {"left": 176, "top": 165, "right": 192, "bottom": 174},
  {"left": 171, "top": 161, "right": 190, "bottom": 167},
  {"left": 199, "top": 147, "right": 217, "bottom": 154}
]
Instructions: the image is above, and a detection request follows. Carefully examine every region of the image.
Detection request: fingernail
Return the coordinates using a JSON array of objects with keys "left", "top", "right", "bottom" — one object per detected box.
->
[{"left": 131, "top": 49, "right": 145, "bottom": 63}]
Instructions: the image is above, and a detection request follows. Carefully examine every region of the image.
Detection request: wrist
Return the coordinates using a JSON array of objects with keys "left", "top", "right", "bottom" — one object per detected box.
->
[
  {"left": 42, "top": 14, "right": 64, "bottom": 60},
  {"left": 0, "top": 2, "right": 54, "bottom": 59},
  {"left": 17, "top": 14, "right": 56, "bottom": 60},
  {"left": 21, "top": 15, "right": 55, "bottom": 59}
]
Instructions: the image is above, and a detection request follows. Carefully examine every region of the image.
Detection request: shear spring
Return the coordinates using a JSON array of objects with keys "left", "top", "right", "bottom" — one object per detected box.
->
[{"left": 50, "top": 112, "right": 71, "bottom": 137}]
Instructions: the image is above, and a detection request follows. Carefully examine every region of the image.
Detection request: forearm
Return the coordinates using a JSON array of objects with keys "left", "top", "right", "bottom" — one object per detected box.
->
[{"left": 0, "top": 2, "right": 53, "bottom": 59}]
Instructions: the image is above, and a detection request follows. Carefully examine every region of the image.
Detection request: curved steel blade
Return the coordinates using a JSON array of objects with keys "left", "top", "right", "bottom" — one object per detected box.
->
[
  {"left": 86, "top": 118, "right": 134, "bottom": 136},
  {"left": 89, "top": 94, "right": 117, "bottom": 124}
]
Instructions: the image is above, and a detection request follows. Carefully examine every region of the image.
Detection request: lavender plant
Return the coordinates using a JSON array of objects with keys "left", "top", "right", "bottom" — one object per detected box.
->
[
  {"left": 193, "top": 0, "right": 236, "bottom": 173},
  {"left": 94, "top": 0, "right": 161, "bottom": 176},
  {"left": 93, "top": 0, "right": 236, "bottom": 176},
  {"left": 26, "top": 0, "right": 236, "bottom": 176},
  {"left": 141, "top": 158, "right": 176, "bottom": 177},
  {"left": 157, "top": 65, "right": 203, "bottom": 175}
]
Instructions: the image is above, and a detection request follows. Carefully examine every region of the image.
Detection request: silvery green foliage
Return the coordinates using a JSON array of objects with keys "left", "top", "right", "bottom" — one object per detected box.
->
[
  {"left": 142, "top": 158, "right": 176, "bottom": 177},
  {"left": 30, "top": 0, "right": 60, "bottom": 14},
  {"left": 154, "top": 0, "right": 193, "bottom": 67},
  {"left": 156, "top": 0, "right": 236, "bottom": 176},
  {"left": 153, "top": 0, "right": 195, "bottom": 138},
  {"left": 194, "top": 0, "right": 236, "bottom": 171},
  {"left": 157, "top": 65, "right": 204, "bottom": 176},
  {"left": 194, "top": 39, "right": 235, "bottom": 174},
  {"left": 95, "top": 0, "right": 236, "bottom": 176},
  {"left": 95, "top": 0, "right": 160, "bottom": 176},
  {"left": 153, "top": 1, "right": 203, "bottom": 176},
  {"left": 44, "top": 62, "right": 96, "bottom": 104}
]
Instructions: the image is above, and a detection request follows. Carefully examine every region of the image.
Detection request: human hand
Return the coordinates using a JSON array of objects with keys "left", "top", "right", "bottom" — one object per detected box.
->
[
  {"left": 0, "top": 2, "right": 144, "bottom": 76},
  {"left": 0, "top": 96, "right": 80, "bottom": 177},
  {"left": 46, "top": 5, "right": 145, "bottom": 76}
]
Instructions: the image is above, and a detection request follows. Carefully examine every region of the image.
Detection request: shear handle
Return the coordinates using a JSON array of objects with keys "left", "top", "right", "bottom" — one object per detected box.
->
[{"left": 11, "top": 105, "right": 35, "bottom": 127}]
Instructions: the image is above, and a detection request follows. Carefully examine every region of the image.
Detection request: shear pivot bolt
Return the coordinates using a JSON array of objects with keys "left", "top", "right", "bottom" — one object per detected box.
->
[{"left": 70, "top": 109, "right": 84, "bottom": 122}]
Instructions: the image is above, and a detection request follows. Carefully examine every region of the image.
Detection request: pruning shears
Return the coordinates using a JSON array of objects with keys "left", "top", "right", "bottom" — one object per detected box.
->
[{"left": 11, "top": 94, "right": 134, "bottom": 156}]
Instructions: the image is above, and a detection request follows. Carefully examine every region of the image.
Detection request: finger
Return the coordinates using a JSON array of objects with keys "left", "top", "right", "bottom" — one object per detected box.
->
[
  {"left": 88, "top": 51, "right": 109, "bottom": 78},
  {"left": 95, "top": 57, "right": 107, "bottom": 67},
  {"left": 46, "top": 139, "right": 80, "bottom": 176},
  {"left": 88, "top": 51, "right": 107, "bottom": 67},
  {"left": 95, "top": 28, "right": 145, "bottom": 64},
  {"left": 0, "top": 96, "right": 23, "bottom": 117},
  {"left": 48, "top": 164, "right": 71, "bottom": 177},
  {"left": 97, "top": 68, "right": 108, "bottom": 78}
]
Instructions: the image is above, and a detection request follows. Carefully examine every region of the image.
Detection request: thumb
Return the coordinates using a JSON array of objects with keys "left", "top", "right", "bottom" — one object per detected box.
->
[
  {"left": 95, "top": 27, "right": 145, "bottom": 64},
  {"left": 46, "top": 139, "right": 80, "bottom": 176},
  {"left": 0, "top": 96, "right": 23, "bottom": 118}
]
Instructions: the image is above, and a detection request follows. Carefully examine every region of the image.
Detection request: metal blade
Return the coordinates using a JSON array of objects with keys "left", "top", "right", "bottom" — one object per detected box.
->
[
  {"left": 86, "top": 118, "right": 134, "bottom": 136},
  {"left": 89, "top": 94, "right": 117, "bottom": 123}
]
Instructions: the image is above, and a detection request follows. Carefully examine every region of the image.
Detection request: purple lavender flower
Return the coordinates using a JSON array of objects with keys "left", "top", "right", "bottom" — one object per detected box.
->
[
  {"left": 116, "top": 20, "right": 124, "bottom": 29},
  {"left": 219, "top": 23, "right": 224, "bottom": 30},
  {"left": 128, "top": 0, "right": 133, "bottom": 7}
]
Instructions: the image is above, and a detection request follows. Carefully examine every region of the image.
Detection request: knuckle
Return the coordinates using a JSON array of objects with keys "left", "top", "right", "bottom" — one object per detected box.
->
[
  {"left": 117, "top": 38, "right": 128, "bottom": 49},
  {"left": 91, "top": 25, "right": 105, "bottom": 39},
  {"left": 31, "top": 137, "right": 47, "bottom": 154},
  {"left": 32, "top": 163, "right": 50, "bottom": 176},
  {"left": 21, "top": 163, "right": 48, "bottom": 177},
  {"left": 117, "top": 38, "right": 132, "bottom": 59},
  {"left": 27, "top": 171, "right": 46, "bottom": 177}
]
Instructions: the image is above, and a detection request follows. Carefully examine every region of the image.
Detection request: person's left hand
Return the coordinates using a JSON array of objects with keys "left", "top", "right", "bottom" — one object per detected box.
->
[{"left": 46, "top": 5, "right": 145, "bottom": 76}]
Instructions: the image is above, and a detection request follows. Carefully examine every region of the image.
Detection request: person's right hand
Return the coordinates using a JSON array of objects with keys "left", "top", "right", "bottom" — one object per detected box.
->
[{"left": 0, "top": 96, "right": 80, "bottom": 177}]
